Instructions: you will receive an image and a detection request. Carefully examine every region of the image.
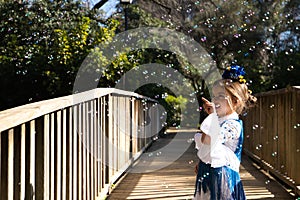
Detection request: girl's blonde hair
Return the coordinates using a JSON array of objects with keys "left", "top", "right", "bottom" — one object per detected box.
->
[{"left": 213, "top": 79, "right": 257, "bottom": 114}]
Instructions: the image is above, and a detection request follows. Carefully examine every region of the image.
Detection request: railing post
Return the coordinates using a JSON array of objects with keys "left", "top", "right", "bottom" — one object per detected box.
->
[
  {"left": 108, "top": 94, "right": 113, "bottom": 183},
  {"left": 72, "top": 106, "right": 78, "bottom": 200},
  {"left": 56, "top": 112, "right": 62, "bottom": 200},
  {"left": 30, "top": 121, "right": 36, "bottom": 200},
  {"left": 62, "top": 109, "right": 67, "bottom": 200},
  {"left": 20, "top": 124, "right": 26, "bottom": 200},
  {"left": 43, "top": 115, "right": 50, "bottom": 200},
  {"left": 78, "top": 104, "right": 83, "bottom": 199},
  {"left": 82, "top": 103, "right": 87, "bottom": 200},
  {"left": 8, "top": 129, "right": 13, "bottom": 200},
  {"left": 68, "top": 107, "right": 74, "bottom": 200},
  {"left": 50, "top": 113, "right": 55, "bottom": 200}
]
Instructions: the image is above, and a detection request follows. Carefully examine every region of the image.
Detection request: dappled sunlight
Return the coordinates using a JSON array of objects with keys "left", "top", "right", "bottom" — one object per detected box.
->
[
  {"left": 107, "top": 133, "right": 197, "bottom": 199},
  {"left": 125, "top": 174, "right": 195, "bottom": 199},
  {"left": 240, "top": 155, "right": 295, "bottom": 200},
  {"left": 244, "top": 185, "right": 275, "bottom": 199},
  {"left": 107, "top": 133, "right": 294, "bottom": 199}
]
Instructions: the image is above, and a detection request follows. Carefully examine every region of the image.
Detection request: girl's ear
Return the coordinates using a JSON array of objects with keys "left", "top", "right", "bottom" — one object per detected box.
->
[
  {"left": 235, "top": 98, "right": 239, "bottom": 104},
  {"left": 232, "top": 96, "right": 239, "bottom": 104},
  {"left": 232, "top": 97, "right": 240, "bottom": 109}
]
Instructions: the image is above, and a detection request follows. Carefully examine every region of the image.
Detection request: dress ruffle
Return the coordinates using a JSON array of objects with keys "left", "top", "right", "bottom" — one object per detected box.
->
[{"left": 194, "top": 161, "right": 246, "bottom": 200}]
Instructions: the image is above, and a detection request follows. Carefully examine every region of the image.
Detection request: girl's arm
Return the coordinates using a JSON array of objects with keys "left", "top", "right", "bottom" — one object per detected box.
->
[
  {"left": 200, "top": 97, "right": 214, "bottom": 144},
  {"left": 201, "top": 132, "right": 211, "bottom": 144}
]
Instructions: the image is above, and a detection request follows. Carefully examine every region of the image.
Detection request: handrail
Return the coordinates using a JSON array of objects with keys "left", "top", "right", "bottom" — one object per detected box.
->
[
  {"left": 0, "top": 88, "right": 152, "bottom": 132},
  {"left": 0, "top": 88, "right": 160, "bottom": 200},
  {"left": 252, "top": 86, "right": 300, "bottom": 97},
  {"left": 242, "top": 86, "right": 300, "bottom": 196}
]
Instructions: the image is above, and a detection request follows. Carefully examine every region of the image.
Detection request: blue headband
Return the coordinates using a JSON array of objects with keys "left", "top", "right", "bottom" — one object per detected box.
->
[{"left": 222, "top": 65, "right": 246, "bottom": 83}]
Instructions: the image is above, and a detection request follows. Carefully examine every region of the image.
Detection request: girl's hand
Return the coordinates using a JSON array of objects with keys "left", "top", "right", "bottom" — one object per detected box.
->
[{"left": 202, "top": 97, "right": 214, "bottom": 114}]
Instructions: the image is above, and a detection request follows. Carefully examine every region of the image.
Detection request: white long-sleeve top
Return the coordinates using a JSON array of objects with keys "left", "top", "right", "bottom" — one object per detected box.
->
[{"left": 194, "top": 112, "right": 242, "bottom": 172}]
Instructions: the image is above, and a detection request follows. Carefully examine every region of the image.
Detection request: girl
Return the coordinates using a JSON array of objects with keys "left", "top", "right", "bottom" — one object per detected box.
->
[{"left": 194, "top": 65, "right": 257, "bottom": 200}]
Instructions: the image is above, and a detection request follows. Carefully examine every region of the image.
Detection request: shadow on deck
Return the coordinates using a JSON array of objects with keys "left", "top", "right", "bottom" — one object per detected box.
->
[{"left": 107, "top": 132, "right": 296, "bottom": 200}]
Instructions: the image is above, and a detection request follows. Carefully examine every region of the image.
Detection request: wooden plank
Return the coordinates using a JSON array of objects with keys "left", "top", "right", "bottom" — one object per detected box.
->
[
  {"left": 101, "top": 97, "right": 106, "bottom": 191},
  {"left": 262, "top": 96, "right": 270, "bottom": 163},
  {"left": 254, "top": 97, "right": 261, "bottom": 158},
  {"left": 68, "top": 107, "right": 73, "bottom": 200},
  {"left": 20, "top": 124, "right": 26, "bottom": 200},
  {"left": 34, "top": 116, "right": 44, "bottom": 199},
  {"left": 94, "top": 100, "right": 98, "bottom": 198},
  {"left": 100, "top": 96, "right": 104, "bottom": 191},
  {"left": 8, "top": 129, "right": 14, "bottom": 200},
  {"left": 286, "top": 92, "right": 292, "bottom": 178},
  {"left": 56, "top": 111, "right": 62, "bottom": 200},
  {"left": 274, "top": 96, "right": 279, "bottom": 168},
  {"left": 121, "top": 98, "right": 127, "bottom": 166},
  {"left": 86, "top": 102, "right": 90, "bottom": 200},
  {"left": 277, "top": 94, "right": 286, "bottom": 174},
  {"left": 108, "top": 95, "right": 114, "bottom": 180},
  {"left": 125, "top": 98, "right": 130, "bottom": 163},
  {"left": 133, "top": 101, "right": 141, "bottom": 154},
  {"left": 98, "top": 98, "right": 102, "bottom": 195},
  {"left": 115, "top": 97, "right": 119, "bottom": 172},
  {"left": 99, "top": 98, "right": 103, "bottom": 195},
  {"left": 78, "top": 104, "right": 83, "bottom": 199},
  {"left": 132, "top": 99, "right": 138, "bottom": 155},
  {"left": 30, "top": 121, "right": 36, "bottom": 200},
  {"left": 83, "top": 103, "right": 87, "bottom": 200},
  {"left": 62, "top": 109, "right": 67, "bottom": 200},
  {"left": 291, "top": 90, "right": 297, "bottom": 183},
  {"left": 44, "top": 115, "right": 50, "bottom": 200},
  {"left": 271, "top": 95, "right": 278, "bottom": 168},
  {"left": 50, "top": 113, "right": 55, "bottom": 200},
  {"left": 73, "top": 106, "right": 78, "bottom": 200},
  {"left": 91, "top": 100, "right": 95, "bottom": 200}
]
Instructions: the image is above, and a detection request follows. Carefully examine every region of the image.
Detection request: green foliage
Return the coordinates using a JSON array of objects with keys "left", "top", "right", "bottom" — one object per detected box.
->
[
  {"left": 135, "top": 0, "right": 300, "bottom": 94},
  {"left": 165, "top": 95, "right": 187, "bottom": 126},
  {"left": 0, "top": 0, "right": 118, "bottom": 110},
  {"left": 1, "top": 0, "right": 299, "bottom": 120},
  {"left": 272, "top": 51, "right": 300, "bottom": 89},
  {"left": 135, "top": 84, "right": 185, "bottom": 127},
  {"left": 108, "top": 0, "right": 299, "bottom": 126},
  {"left": 127, "top": 5, "right": 171, "bottom": 28}
]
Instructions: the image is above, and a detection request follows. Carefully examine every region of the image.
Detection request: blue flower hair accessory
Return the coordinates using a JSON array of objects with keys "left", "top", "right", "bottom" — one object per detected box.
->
[{"left": 222, "top": 64, "right": 246, "bottom": 83}]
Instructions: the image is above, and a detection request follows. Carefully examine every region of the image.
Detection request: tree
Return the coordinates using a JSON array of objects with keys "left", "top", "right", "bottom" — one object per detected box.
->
[
  {"left": 263, "top": 0, "right": 300, "bottom": 91},
  {"left": 0, "top": 0, "right": 118, "bottom": 110},
  {"left": 97, "top": 0, "right": 298, "bottom": 127},
  {"left": 133, "top": 0, "right": 299, "bottom": 92}
]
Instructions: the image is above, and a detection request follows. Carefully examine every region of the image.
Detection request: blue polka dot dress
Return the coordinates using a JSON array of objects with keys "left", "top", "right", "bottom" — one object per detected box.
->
[{"left": 194, "top": 112, "right": 246, "bottom": 200}]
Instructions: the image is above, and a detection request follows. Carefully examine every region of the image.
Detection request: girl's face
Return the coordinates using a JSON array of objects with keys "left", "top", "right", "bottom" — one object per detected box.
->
[{"left": 212, "top": 86, "right": 236, "bottom": 117}]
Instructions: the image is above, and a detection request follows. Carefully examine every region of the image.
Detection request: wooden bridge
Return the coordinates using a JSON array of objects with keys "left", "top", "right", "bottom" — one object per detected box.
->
[
  {"left": 107, "top": 132, "right": 295, "bottom": 200},
  {"left": 0, "top": 87, "right": 299, "bottom": 200}
]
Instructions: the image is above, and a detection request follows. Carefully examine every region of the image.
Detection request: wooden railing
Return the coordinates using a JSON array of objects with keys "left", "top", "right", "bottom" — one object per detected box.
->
[
  {"left": 0, "top": 88, "right": 160, "bottom": 200},
  {"left": 243, "top": 86, "right": 300, "bottom": 196}
]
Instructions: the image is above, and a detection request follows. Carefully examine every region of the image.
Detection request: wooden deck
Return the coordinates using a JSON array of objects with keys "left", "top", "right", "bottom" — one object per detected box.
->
[{"left": 107, "top": 132, "right": 295, "bottom": 200}]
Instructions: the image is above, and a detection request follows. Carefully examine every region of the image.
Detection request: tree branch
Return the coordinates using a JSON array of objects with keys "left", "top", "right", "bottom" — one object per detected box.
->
[
  {"left": 150, "top": 0, "right": 171, "bottom": 14},
  {"left": 93, "top": 0, "right": 110, "bottom": 10}
]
